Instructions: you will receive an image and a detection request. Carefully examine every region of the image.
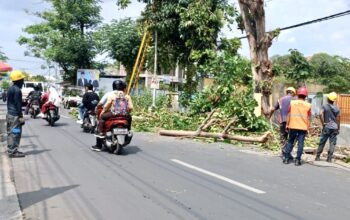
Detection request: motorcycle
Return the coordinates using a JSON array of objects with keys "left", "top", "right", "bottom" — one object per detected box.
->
[
  {"left": 101, "top": 116, "right": 133, "bottom": 155},
  {"left": 82, "top": 110, "right": 97, "bottom": 133},
  {"left": 28, "top": 99, "right": 41, "bottom": 119},
  {"left": 2, "top": 91, "right": 7, "bottom": 102},
  {"left": 44, "top": 102, "right": 60, "bottom": 126}
]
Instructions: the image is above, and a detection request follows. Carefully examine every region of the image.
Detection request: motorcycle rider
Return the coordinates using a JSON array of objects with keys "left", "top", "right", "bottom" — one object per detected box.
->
[
  {"left": 76, "top": 83, "right": 100, "bottom": 124},
  {"left": 25, "top": 85, "right": 42, "bottom": 115},
  {"left": 91, "top": 80, "right": 133, "bottom": 151},
  {"left": 38, "top": 86, "right": 60, "bottom": 118}
]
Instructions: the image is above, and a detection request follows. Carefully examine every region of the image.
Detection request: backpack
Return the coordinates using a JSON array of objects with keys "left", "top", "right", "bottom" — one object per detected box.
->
[{"left": 112, "top": 93, "right": 129, "bottom": 116}]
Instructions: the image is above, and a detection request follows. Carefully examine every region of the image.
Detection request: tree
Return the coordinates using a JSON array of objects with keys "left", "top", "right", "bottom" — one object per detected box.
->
[
  {"left": 95, "top": 18, "right": 141, "bottom": 78},
  {"left": 117, "top": 0, "right": 236, "bottom": 104},
  {"left": 286, "top": 49, "right": 313, "bottom": 86},
  {"left": 237, "top": 0, "right": 279, "bottom": 115},
  {"left": 1, "top": 81, "right": 10, "bottom": 90},
  {"left": 0, "top": 47, "right": 8, "bottom": 61},
  {"left": 30, "top": 75, "right": 48, "bottom": 82},
  {"left": 310, "top": 53, "right": 350, "bottom": 93},
  {"left": 18, "top": 0, "right": 102, "bottom": 83},
  {"left": 271, "top": 54, "right": 291, "bottom": 77}
]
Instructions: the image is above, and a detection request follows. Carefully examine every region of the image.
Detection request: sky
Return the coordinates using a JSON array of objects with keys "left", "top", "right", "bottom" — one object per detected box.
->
[{"left": 0, "top": 0, "right": 350, "bottom": 76}]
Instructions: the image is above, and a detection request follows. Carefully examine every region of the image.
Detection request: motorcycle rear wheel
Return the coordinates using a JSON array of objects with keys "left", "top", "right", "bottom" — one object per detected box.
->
[{"left": 113, "top": 143, "right": 122, "bottom": 155}]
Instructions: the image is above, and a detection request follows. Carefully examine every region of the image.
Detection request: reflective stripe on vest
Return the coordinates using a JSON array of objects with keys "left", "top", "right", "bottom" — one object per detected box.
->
[{"left": 288, "top": 100, "right": 311, "bottom": 131}]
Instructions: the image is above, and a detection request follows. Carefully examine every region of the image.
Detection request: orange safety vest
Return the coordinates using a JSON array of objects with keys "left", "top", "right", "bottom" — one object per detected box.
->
[{"left": 287, "top": 100, "right": 311, "bottom": 131}]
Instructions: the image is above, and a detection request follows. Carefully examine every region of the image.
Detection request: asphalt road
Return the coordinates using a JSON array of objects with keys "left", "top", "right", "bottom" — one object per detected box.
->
[{"left": 11, "top": 110, "right": 350, "bottom": 220}]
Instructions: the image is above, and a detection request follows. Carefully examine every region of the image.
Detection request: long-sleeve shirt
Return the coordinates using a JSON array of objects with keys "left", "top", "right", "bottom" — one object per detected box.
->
[{"left": 7, "top": 85, "right": 23, "bottom": 117}]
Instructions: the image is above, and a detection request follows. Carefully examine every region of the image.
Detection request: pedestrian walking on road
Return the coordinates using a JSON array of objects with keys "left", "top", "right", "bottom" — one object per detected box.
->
[
  {"left": 315, "top": 92, "right": 340, "bottom": 162},
  {"left": 7, "top": 70, "right": 26, "bottom": 158},
  {"left": 268, "top": 87, "right": 296, "bottom": 156},
  {"left": 283, "top": 87, "right": 311, "bottom": 166}
]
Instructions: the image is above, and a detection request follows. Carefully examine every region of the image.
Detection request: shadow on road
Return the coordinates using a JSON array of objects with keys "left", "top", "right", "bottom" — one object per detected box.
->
[
  {"left": 18, "top": 185, "right": 80, "bottom": 209},
  {"left": 20, "top": 144, "right": 37, "bottom": 149},
  {"left": 121, "top": 146, "right": 141, "bottom": 156},
  {"left": 41, "top": 122, "right": 69, "bottom": 127},
  {"left": 25, "top": 149, "right": 52, "bottom": 155}
]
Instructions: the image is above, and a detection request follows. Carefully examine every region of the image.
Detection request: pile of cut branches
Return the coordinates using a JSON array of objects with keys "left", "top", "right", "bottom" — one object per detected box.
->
[{"left": 158, "top": 109, "right": 271, "bottom": 143}]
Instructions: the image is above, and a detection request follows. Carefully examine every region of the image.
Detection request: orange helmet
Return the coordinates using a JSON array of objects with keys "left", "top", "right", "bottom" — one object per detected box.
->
[{"left": 297, "top": 87, "right": 308, "bottom": 97}]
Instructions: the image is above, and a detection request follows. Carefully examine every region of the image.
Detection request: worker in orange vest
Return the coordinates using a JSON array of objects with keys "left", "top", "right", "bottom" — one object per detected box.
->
[{"left": 283, "top": 87, "right": 312, "bottom": 166}]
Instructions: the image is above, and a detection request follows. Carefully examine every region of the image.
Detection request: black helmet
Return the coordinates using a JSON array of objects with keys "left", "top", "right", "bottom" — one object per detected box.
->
[
  {"left": 112, "top": 80, "right": 127, "bottom": 91},
  {"left": 84, "top": 83, "right": 93, "bottom": 91},
  {"left": 33, "top": 85, "right": 40, "bottom": 91}
]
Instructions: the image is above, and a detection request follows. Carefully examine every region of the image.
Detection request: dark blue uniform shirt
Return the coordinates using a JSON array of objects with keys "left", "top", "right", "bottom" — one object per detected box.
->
[{"left": 7, "top": 85, "right": 23, "bottom": 117}]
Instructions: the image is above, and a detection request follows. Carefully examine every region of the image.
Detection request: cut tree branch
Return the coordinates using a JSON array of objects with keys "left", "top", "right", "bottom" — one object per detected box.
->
[
  {"left": 222, "top": 117, "right": 238, "bottom": 134},
  {"left": 195, "top": 109, "right": 216, "bottom": 135},
  {"left": 159, "top": 130, "right": 271, "bottom": 144}
]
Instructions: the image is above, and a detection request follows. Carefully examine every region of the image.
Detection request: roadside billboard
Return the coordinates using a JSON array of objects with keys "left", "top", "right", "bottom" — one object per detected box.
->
[{"left": 76, "top": 69, "right": 100, "bottom": 91}]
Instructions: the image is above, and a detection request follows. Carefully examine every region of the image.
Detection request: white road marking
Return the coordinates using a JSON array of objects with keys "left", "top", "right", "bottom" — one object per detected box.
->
[
  {"left": 60, "top": 115, "right": 71, "bottom": 119},
  {"left": 171, "top": 159, "right": 266, "bottom": 194}
]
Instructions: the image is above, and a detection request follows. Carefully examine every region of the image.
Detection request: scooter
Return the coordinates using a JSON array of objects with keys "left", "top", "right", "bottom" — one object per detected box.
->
[
  {"left": 101, "top": 116, "right": 133, "bottom": 155},
  {"left": 28, "top": 99, "right": 41, "bottom": 119},
  {"left": 44, "top": 103, "right": 60, "bottom": 126},
  {"left": 82, "top": 110, "right": 97, "bottom": 133}
]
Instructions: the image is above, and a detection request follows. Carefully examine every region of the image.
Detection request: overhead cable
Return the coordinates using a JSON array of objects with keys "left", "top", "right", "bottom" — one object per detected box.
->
[{"left": 238, "top": 10, "right": 350, "bottom": 39}]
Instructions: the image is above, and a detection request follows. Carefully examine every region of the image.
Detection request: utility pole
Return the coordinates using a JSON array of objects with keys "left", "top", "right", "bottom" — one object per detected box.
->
[{"left": 152, "top": 30, "right": 158, "bottom": 108}]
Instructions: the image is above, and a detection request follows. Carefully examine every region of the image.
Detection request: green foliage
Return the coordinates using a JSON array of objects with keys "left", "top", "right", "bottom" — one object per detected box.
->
[
  {"left": 272, "top": 51, "right": 350, "bottom": 93},
  {"left": 0, "top": 47, "right": 8, "bottom": 61},
  {"left": 271, "top": 54, "right": 292, "bottom": 77},
  {"left": 1, "top": 81, "right": 11, "bottom": 90},
  {"left": 95, "top": 18, "right": 141, "bottom": 78},
  {"left": 344, "top": 156, "right": 350, "bottom": 163},
  {"left": 285, "top": 49, "right": 313, "bottom": 85},
  {"left": 120, "top": 0, "right": 237, "bottom": 100},
  {"left": 29, "top": 75, "right": 47, "bottom": 82},
  {"left": 18, "top": 0, "right": 102, "bottom": 83},
  {"left": 131, "top": 89, "right": 202, "bottom": 132},
  {"left": 310, "top": 53, "right": 350, "bottom": 93},
  {"left": 188, "top": 50, "right": 268, "bottom": 132},
  {"left": 98, "top": 87, "right": 105, "bottom": 99}
]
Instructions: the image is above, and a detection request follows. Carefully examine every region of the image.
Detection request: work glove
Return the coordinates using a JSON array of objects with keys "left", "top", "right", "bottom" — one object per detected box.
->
[{"left": 19, "top": 117, "right": 25, "bottom": 126}]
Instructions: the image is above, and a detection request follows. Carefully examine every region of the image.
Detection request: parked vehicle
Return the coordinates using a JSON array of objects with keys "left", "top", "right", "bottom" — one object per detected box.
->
[
  {"left": 82, "top": 110, "right": 97, "bottom": 133},
  {"left": 2, "top": 89, "right": 6, "bottom": 102},
  {"left": 22, "top": 82, "right": 44, "bottom": 106},
  {"left": 62, "top": 87, "right": 83, "bottom": 109},
  {"left": 43, "top": 103, "right": 60, "bottom": 126},
  {"left": 101, "top": 116, "right": 133, "bottom": 155},
  {"left": 28, "top": 99, "right": 41, "bottom": 118}
]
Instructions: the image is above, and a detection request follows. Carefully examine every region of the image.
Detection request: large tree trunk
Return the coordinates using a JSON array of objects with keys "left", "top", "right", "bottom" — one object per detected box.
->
[
  {"left": 159, "top": 130, "right": 271, "bottom": 143},
  {"left": 238, "top": 0, "right": 278, "bottom": 116}
]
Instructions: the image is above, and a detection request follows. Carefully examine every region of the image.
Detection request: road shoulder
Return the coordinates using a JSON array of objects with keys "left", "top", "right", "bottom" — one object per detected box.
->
[{"left": 0, "top": 104, "right": 23, "bottom": 220}]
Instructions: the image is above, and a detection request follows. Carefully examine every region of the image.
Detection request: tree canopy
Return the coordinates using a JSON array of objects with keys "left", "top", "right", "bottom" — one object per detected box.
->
[
  {"left": 95, "top": 18, "right": 141, "bottom": 77},
  {"left": 0, "top": 47, "right": 8, "bottom": 61},
  {"left": 18, "top": 0, "right": 102, "bottom": 83},
  {"left": 116, "top": 0, "right": 236, "bottom": 102},
  {"left": 310, "top": 53, "right": 350, "bottom": 93},
  {"left": 272, "top": 51, "right": 350, "bottom": 93}
]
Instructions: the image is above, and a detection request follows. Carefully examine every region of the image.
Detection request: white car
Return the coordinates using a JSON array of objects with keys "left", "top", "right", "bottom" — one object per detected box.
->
[{"left": 62, "top": 87, "right": 83, "bottom": 109}]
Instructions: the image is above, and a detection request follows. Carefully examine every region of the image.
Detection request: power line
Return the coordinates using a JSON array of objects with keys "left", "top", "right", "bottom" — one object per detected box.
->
[
  {"left": 7, "top": 58, "right": 45, "bottom": 64},
  {"left": 238, "top": 9, "right": 350, "bottom": 39}
]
